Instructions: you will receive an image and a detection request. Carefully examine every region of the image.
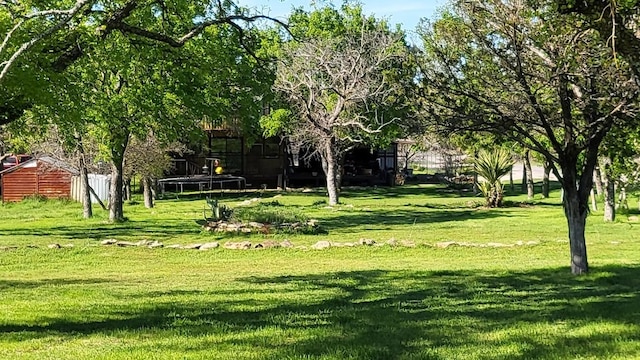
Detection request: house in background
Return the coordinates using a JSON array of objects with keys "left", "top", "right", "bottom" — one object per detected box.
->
[
  {"left": 168, "top": 119, "right": 288, "bottom": 189},
  {"left": 0, "top": 156, "right": 77, "bottom": 202},
  {"left": 205, "top": 127, "right": 286, "bottom": 188},
  {"left": 167, "top": 115, "right": 399, "bottom": 189},
  {"left": 286, "top": 143, "right": 399, "bottom": 187}
]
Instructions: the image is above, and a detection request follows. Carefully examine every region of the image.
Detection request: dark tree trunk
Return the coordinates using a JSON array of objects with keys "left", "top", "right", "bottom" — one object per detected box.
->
[
  {"left": 77, "top": 139, "right": 93, "bottom": 219},
  {"left": 563, "top": 187, "right": 589, "bottom": 275},
  {"left": 124, "top": 178, "right": 132, "bottom": 201},
  {"left": 143, "top": 177, "right": 154, "bottom": 208},
  {"left": 542, "top": 161, "right": 551, "bottom": 198},
  {"left": 555, "top": 146, "right": 598, "bottom": 275},
  {"left": 524, "top": 150, "right": 534, "bottom": 199},
  {"left": 509, "top": 165, "right": 514, "bottom": 192},
  {"left": 80, "top": 158, "right": 92, "bottom": 219},
  {"left": 109, "top": 160, "right": 125, "bottom": 222}
]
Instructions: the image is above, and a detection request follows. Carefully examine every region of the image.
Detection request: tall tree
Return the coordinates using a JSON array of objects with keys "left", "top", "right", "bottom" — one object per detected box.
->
[
  {"left": 265, "top": 5, "right": 413, "bottom": 205},
  {"left": 418, "top": 0, "right": 639, "bottom": 274}
]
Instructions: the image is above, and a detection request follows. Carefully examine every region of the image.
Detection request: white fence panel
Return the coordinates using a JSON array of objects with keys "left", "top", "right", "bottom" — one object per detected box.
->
[{"left": 71, "top": 174, "right": 110, "bottom": 204}]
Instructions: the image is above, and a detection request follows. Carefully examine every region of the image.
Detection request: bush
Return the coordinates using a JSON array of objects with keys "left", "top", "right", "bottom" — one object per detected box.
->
[
  {"left": 475, "top": 149, "right": 514, "bottom": 207},
  {"left": 230, "top": 203, "right": 308, "bottom": 225}
]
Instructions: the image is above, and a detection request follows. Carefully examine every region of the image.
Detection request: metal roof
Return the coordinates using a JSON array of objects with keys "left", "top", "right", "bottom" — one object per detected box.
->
[{"left": 0, "top": 156, "right": 79, "bottom": 176}]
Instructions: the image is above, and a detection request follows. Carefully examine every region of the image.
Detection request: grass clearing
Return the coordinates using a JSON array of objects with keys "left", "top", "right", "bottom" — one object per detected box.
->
[{"left": 1, "top": 184, "right": 639, "bottom": 359}]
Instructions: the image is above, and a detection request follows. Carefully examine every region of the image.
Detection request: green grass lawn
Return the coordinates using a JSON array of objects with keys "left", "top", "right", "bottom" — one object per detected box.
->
[{"left": 1, "top": 184, "right": 639, "bottom": 359}]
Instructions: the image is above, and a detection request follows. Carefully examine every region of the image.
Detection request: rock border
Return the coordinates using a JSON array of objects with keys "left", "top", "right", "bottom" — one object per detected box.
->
[
  {"left": 0, "top": 239, "right": 545, "bottom": 251},
  {"left": 202, "top": 219, "right": 320, "bottom": 234}
]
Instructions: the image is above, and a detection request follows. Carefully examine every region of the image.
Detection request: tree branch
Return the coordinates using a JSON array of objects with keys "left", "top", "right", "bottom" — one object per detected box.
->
[{"left": 0, "top": 0, "right": 94, "bottom": 82}]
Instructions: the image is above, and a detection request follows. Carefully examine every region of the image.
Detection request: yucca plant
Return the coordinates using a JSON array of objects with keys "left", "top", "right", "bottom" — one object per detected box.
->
[{"left": 475, "top": 149, "right": 514, "bottom": 207}]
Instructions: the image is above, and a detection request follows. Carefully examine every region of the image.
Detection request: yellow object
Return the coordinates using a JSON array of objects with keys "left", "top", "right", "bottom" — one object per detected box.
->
[{"left": 215, "top": 166, "right": 224, "bottom": 175}]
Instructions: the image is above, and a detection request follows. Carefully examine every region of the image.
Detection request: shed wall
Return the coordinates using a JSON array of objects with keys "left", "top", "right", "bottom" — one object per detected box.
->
[
  {"left": 2, "top": 167, "right": 38, "bottom": 202},
  {"left": 1, "top": 163, "right": 73, "bottom": 202}
]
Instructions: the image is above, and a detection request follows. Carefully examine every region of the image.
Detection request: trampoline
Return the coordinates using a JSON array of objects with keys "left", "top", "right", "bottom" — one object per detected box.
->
[{"left": 158, "top": 175, "right": 246, "bottom": 194}]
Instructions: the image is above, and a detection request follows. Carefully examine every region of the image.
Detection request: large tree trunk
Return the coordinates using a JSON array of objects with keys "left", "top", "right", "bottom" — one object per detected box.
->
[
  {"left": 563, "top": 187, "right": 589, "bottom": 275},
  {"left": 600, "top": 157, "right": 615, "bottom": 222},
  {"left": 322, "top": 142, "right": 340, "bottom": 206},
  {"left": 524, "top": 150, "right": 534, "bottom": 199},
  {"left": 109, "top": 160, "right": 125, "bottom": 222},
  {"left": 143, "top": 176, "right": 154, "bottom": 208},
  {"left": 556, "top": 148, "right": 597, "bottom": 275},
  {"left": 542, "top": 161, "right": 551, "bottom": 198},
  {"left": 108, "top": 131, "right": 130, "bottom": 223},
  {"left": 77, "top": 138, "right": 93, "bottom": 219}
]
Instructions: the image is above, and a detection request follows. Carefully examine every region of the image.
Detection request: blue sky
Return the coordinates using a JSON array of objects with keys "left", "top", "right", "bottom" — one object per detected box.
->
[{"left": 236, "top": 1, "right": 448, "bottom": 33}]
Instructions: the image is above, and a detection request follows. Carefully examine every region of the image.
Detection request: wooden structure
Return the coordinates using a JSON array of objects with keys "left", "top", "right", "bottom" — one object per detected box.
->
[
  {"left": 168, "top": 118, "right": 398, "bottom": 189},
  {"left": 286, "top": 144, "right": 399, "bottom": 187},
  {"left": 170, "top": 122, "right": 287, "bottom": 189},
  {"left": 0, "top": 156, "right": 78, "bottom": 202}
]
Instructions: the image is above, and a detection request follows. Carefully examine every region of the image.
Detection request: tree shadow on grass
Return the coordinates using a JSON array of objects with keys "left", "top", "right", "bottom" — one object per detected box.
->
[
  {"left": 0, "top": 278, "right": 116, "bottom": 291},
  {"left": 341, "top": 184, "right": 479, "bottom": 200},
  {"left": 318, "top": 207, "right": 517, "bottom": 233},
  {"left": 0, "top": 220, "right": 201, "bottom": 240},
  {"left": 2, "top": 265, "right": 640, "bottom": 359}
]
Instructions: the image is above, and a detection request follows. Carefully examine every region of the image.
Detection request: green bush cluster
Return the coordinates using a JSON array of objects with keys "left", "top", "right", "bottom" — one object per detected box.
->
[{"left": 230, "top": 202, "right": 308, "bottom": 225}]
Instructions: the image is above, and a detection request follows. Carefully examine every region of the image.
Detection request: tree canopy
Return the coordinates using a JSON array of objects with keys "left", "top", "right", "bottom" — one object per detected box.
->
[
  {"left": 417, "top": 0, "right": 640, "bottom": 274},
  {"left": 0, "top": 0, "right": 286, "bottom": 126}
]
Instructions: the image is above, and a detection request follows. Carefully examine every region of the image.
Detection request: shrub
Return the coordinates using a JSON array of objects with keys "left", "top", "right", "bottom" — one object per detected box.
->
[
  {"left": 475, "top": 149, "right": 514, "bottom": 207},
  {"left": 230, "top": 203, "right": 308, "bottom": 225}
]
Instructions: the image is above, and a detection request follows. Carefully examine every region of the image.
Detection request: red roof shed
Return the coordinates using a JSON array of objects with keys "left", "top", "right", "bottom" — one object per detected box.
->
[{"left": 0, "top": 156, "right": 78, "bottom": 202}]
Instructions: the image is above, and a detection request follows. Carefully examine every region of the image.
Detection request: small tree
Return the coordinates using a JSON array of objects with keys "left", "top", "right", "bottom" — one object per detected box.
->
[{"left": 124, "top": 134, "right": 186, "bottom": 209}]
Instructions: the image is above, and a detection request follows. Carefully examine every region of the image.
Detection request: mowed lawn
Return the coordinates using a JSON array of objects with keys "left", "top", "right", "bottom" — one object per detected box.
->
[{"left": 1, "top": 184, "right": 640, "bottom": 359}]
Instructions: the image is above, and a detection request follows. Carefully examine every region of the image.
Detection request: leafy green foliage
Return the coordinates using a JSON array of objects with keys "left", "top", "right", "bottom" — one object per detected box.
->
[{"left": 259, "top": 108, "right": 292, "bottom": 137}]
